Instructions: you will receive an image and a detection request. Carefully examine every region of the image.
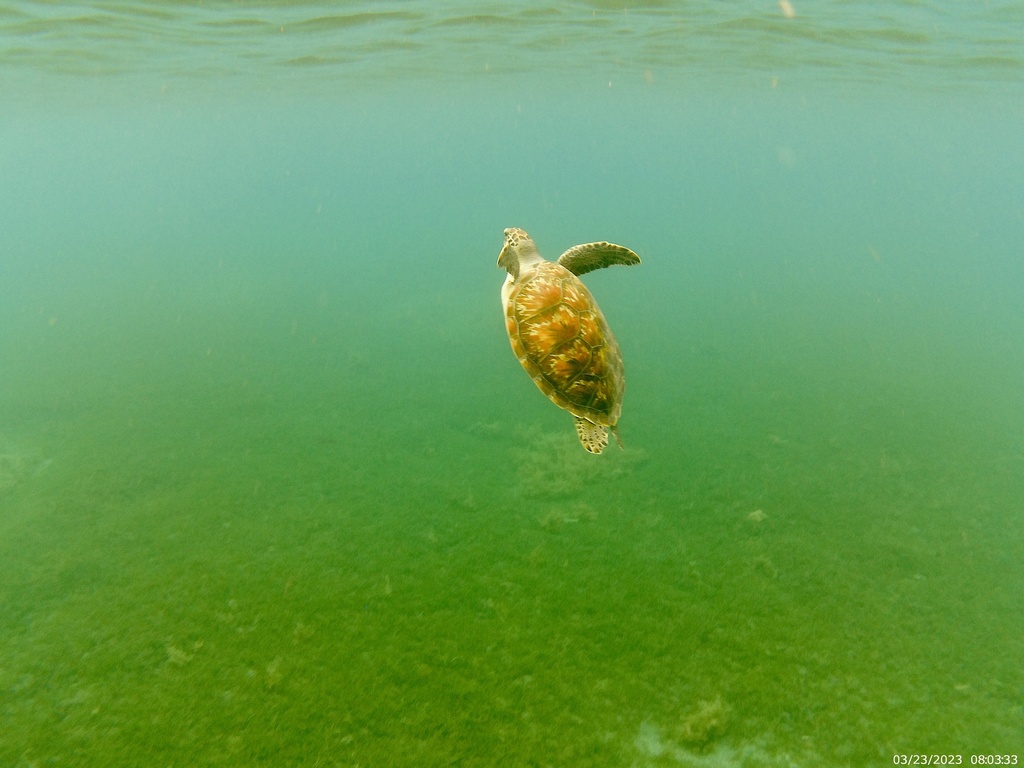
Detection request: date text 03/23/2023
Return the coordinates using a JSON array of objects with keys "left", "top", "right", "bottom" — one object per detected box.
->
[{"left": 893, "top": 756, "right": 1019, "bottom": 766}]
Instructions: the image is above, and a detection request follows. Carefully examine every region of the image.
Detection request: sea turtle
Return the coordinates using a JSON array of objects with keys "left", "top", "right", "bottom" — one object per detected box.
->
[{"left": 497, "top": 227, "right": 641, "bottom": 454}]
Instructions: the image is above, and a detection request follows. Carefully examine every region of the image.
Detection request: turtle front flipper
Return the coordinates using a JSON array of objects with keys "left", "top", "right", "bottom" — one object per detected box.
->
[
  {"left": 574, "top": 417, "right": 610, "bottom": 454},
  {"left": 558, "top": 241, "right": 641, "bottom": 277}
]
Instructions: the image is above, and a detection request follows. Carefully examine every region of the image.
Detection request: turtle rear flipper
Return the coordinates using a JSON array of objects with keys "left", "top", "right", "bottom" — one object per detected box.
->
[
  {"left": 574, "top": 417, "right": 610, "bottom": 454},
  {"left": 558, "top": 242, "right": 641, "bottom": 277}
]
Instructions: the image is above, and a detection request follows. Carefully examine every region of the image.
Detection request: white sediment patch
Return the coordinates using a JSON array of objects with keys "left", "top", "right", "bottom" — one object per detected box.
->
[{"left": 632, "top": 721, "right": 806, "bottom": 768}]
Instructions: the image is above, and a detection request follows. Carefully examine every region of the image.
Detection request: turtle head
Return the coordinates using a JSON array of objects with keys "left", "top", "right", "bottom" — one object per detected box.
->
[{"left": 498, "top": 227, "right": 541, "bottom": 280}]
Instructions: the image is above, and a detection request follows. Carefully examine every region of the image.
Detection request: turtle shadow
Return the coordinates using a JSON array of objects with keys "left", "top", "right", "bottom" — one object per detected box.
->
[
  {"left": 512, "top": 427, "right": 598, "bottom": 500},
  {"left": 511, "top": 425, "right": 645, "bottom": 500},
  {"left": 0, "top": 437, "right": 49, "bottom": 497}
]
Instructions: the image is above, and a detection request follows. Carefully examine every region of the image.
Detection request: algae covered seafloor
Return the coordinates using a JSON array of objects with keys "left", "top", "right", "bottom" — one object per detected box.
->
[{"left": 1, "top": 201, "right": 1022, "bottom": 765}]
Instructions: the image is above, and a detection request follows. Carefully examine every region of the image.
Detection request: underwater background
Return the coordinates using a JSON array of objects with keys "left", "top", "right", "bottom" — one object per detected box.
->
[{"left": 1, "top": 1, "right": 1023, "bottom": 765}]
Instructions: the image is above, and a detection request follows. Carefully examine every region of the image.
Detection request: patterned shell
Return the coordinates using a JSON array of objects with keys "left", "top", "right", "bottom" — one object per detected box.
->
[{"left": 505, "top": 260, "right": 624, "bottom": 426}]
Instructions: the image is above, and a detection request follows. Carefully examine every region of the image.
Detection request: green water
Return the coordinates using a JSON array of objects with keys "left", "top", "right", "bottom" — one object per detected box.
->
[{"left": 2, "top": 2, "right": 1023, "bottom": 766}]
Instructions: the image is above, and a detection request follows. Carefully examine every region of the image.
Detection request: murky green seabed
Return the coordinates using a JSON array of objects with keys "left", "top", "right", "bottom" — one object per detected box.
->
[{"left": 1, "top": 260, "right": 1021, "bottom": 764}]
